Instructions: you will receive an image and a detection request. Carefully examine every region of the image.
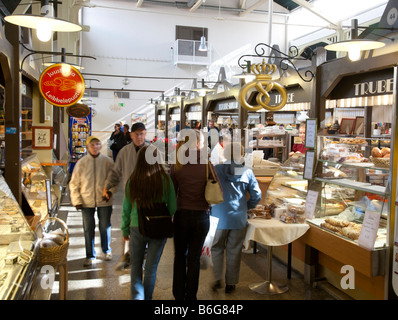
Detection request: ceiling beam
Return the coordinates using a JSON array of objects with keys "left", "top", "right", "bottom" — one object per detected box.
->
[
  {"left": 188, "top": 0, "right": 203, "bottom": 13},
  {"left": 239, "top": 0, "right": 267, "bottom": 17},
  {"left": 136, "top": 0, "right": 144, "bottom": 7},
  {"left": 290, "top": 0, "right": 338, "bottom": 27},
  {"left": 239, "top": 0, "right": 247, "bottom": 9}
]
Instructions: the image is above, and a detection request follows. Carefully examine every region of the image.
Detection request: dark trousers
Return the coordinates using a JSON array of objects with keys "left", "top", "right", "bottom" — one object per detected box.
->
[{"left": 172, "top": 209, "right": 210, "bottom": 300}]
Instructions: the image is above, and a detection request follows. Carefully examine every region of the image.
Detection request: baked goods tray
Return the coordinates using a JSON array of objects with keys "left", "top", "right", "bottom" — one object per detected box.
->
[{"left": 314, "top": 178, "right": 387, "bottom": 196}]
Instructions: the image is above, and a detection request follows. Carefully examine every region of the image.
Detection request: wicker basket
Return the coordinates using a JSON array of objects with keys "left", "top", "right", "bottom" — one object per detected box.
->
[
  {"left": 370, "top": 156, "right": 390, "bottom": 169},
  {"left": 37, "top": 217, "right": 69, "bottom": 266}
]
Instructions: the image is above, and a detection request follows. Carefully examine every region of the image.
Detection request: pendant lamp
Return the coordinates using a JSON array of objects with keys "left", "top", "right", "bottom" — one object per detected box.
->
[
  {"left": 198, "top": 0, "right": 208, "bottom": 52},
  {"left": 198, "top": 36, "right": 208, "bottom": 52},
  {"left": 5, "top": 0, "right": 82, "bottom": 42},
  {"left": 325, "top": 19, "right": 385, "bottom": 61}
]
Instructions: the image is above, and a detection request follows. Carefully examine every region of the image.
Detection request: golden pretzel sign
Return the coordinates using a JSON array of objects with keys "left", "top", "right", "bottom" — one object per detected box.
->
[{"left": 238, "top": 59, "right": 287, "bottom": 111}]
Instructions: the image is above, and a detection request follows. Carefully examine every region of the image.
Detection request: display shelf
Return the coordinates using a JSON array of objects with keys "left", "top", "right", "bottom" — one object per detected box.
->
[
  {"left": 0, "top": 175, "right": 38, "bottom": 300},
  {"left": 310, "top": 134, "right": 391, "bottom": 249},
  {"left": 21, "top": 155, "right": 58, "bottom": 222},
  {"left": 314, "top": 177, "right": 387, "bottom": 196}
]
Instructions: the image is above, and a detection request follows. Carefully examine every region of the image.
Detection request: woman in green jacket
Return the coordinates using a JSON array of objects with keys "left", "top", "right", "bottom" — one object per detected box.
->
[{"left": 121, "top": 145, "right": 176, "bottom": 300}]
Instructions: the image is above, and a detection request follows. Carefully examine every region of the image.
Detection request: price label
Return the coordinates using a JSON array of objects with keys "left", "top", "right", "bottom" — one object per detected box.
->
[
  {"left": 305, "top": 190, "right": 318, "bottom": 219},
  {"left": 304, "top": 151, "right": 315, "bottom": 180},
  {"left": 358, "top": 210, "right": 380, "bottom": 250},
  {"left": 305, "top": 119, "right": 317, "bottom": 149}
]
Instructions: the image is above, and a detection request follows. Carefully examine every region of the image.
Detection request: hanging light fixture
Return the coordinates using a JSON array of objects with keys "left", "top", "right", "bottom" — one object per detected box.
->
[
  {"left": 191, "top": 79, "right": 215, "bottom": 96},
  {"left": 325, "top": 19, "right": 385, "bottom": 61},
  {"left": 232, "top": 60, "right": 256, "bottom": 82},
  {"left": 198, "top": 0, "right": 208, "bottom": 52},
  {"left": 5, "top": 0, "right": 82, "bottom": 42}
]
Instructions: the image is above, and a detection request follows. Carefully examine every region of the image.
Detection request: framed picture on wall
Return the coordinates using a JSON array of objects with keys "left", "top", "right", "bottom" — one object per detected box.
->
[
  {"left": 32, "top": 126, "right": 53, "bottom": 149},
  {"left": 132, "top": 113, "right": 147, "bottom": 125},
  {"left": 339, "top": 118, "right": 355, "bottom": 134},
  {"left": 353, "top": 116, "right": 364, "bottom": 135}
]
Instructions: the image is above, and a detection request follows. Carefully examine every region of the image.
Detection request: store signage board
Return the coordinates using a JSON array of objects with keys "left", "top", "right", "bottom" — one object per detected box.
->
[
  {"left": 305, "top": 190, "right": 318, "bottom": 219},
  {"left": 39, "top": 63, "right": 85, "bottom": 107},
  {"left": 66, "top": 104, "right": 91, "bottom": 118},
  {"left": 358, "top": 209, "right": 380, "bottom": 250}
]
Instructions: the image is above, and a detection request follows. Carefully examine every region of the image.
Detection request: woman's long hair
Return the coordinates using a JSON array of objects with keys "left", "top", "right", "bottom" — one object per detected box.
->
[{"left": 126, "top": 145, "right": 169, "bottom": 209}]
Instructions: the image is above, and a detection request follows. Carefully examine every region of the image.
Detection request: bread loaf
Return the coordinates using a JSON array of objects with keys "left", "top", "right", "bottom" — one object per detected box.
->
[{"left": 371, "top": 147, "right": 382, "bottom": 158}]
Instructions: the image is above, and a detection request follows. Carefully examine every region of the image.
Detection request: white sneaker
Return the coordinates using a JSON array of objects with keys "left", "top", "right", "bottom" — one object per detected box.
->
[
  {"left": 83, "top": 258, "right": 95, "bottom": 267},
  {"left": 105, "top": 252, "right": 112, "bottom": 261}
]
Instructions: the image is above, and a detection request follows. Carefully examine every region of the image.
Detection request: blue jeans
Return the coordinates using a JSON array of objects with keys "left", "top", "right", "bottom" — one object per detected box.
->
[
  {"left": 81, "top": 206, "right": 112, "bottom": 259},
  {"left": 211, "top": 228, "right": 247, "bottom": 285},
  {"left": 173, "top": 210, "right": 210, "bottom": 300},
  {"left": 129, "top": 227, "right": 167, "bottom": 300}
]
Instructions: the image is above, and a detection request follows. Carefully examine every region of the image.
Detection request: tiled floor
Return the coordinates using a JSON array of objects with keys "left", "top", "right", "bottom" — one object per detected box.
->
[{"left": 49, "top": 187, "right": 337, "bottom": 301}]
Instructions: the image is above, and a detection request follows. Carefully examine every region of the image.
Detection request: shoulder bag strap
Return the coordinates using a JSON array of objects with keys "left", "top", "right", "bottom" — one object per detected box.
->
[{"left": 208, "top": 162, "right": 216, "bottom": 180}]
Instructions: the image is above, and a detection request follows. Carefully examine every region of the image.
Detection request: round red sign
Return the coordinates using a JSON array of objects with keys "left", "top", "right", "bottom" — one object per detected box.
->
[{"left": 39, "top": 63, "right": 85, "bottom": 107}]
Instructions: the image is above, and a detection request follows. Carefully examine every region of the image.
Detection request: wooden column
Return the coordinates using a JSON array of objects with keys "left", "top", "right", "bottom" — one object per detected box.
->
[{"left": 4, "top": 23, "right": 22, "bottom": 204}]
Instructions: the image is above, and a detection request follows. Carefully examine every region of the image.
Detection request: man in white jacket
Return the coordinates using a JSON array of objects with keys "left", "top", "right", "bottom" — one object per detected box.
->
[{"left": 69, "top": 136, "right": 116, "bottom": 267}]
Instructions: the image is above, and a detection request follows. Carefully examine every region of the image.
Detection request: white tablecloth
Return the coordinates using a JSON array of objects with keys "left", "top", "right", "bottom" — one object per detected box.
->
[{"left": 244, "top": 218, "right": 309, "bottom": 249}]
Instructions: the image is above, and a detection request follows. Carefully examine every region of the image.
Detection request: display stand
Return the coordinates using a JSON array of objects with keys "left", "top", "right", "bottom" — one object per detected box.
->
[{"left": 244, "top": 218, "right": 309, "bottom": 295}]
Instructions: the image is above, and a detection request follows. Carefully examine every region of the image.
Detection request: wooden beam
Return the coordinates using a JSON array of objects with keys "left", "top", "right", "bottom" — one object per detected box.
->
[
  {"left": 239, "top": 0, "right": 267, "bottom": 17},
  {"left": 136, "top": 0, "right": 144, "bottom": 7},
  {"left": 239, "top": 0, "right": 246, "bottom": 9}
]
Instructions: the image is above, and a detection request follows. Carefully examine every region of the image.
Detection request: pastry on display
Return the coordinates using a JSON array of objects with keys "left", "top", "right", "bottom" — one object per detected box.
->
[
  {"left": 320, "top": 216, "right": 362, "bottom": 240},
  {"left": 317, "top": 167, "right": 348, "bottom": 179},
  {"left": 324, "top": 203, "right": 346, "bottom": 215},
  {"left": 339, "top": 137, "right": 367, "bottom": 145}
]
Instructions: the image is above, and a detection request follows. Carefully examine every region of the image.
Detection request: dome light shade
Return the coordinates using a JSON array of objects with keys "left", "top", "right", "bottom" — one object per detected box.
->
[
  {"left": 5, "top": 14, "right": 82, "bottom": 32},
  {"left": 325, "top": 39, "right": 385, "bottom": 53},
  {"left": 324, "top": 19, "right": 385, "bottom": 62}
]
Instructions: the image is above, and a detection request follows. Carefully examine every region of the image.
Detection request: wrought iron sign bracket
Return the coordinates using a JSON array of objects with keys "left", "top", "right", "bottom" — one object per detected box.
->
[
  {"left": 19, "top": 42, "right": 96, "bottom": 72},
  {"left": 237, "top": 43, "right": 315, "bottom": 83}
]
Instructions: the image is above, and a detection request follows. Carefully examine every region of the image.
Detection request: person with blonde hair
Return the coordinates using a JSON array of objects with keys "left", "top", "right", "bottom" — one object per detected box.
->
[
  {"left": 121, "top": 145, "right": 176, "bottom": 300},
  {"left": 170, "top": 129, "right": 220, "bottom": 300},
  {"left": 211, "top": 142, "right": 262, "bottom": 293}
]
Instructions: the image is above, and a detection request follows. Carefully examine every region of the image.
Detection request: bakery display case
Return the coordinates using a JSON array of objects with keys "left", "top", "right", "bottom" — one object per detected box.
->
[
  {"left": 0, "top": 175, "right": 39, "bottom": 300},
  {"left": 262, "top": 153, "right": 308, "bottom": 223},
  {"left": 21, "top": 155, "right": 58, "bottom": 222},
  {"left": 310, "top": 134, "right": 391, "bottom": 248}
]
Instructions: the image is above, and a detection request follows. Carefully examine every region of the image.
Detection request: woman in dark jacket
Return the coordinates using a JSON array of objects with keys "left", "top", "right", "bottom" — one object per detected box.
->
[
  {"left": 170, "top": 129, "right": 219, "bottom": 300},
  {"left": 110, "top": 123, "right": 127, "bottom": 160}
]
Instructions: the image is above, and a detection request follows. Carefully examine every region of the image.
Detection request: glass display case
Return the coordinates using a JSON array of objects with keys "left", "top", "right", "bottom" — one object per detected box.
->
[
  {"left": 309, "top": 135, "right": 391, "bottom": 248},
  {"left": 0, "top": 175, "right": 38, "bottom": 300},
  {"left": 21, "top": 155, "right": 58, "bottom": 221},
  {"left": 262, "top": 133, "right": 391, "bottom": 249},
  {"left": 262, "top": 153, "right": 308, "bottom": 223}
]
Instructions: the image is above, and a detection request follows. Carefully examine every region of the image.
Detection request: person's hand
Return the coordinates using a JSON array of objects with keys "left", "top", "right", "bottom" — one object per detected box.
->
[
  {"left": 102, "top": 189, "right": 112, "bottom": 201},
  {"left": 75, "top": 204, "right": 83, "bottom": 210}
]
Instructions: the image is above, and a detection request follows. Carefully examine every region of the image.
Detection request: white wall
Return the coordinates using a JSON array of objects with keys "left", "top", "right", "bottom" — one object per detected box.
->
[{"left": 79, "top": 1, "right": 287, "bottom": 133}]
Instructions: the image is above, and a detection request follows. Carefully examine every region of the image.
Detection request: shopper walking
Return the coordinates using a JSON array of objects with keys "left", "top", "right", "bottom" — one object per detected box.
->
[
  {"left": 123, "top": 124, "right": 132, "bottom": 144},
  {"left": 121, "top": 145, "right": 177, "bottom": 300},
  {"left": 170, "top": 129, "right": 220, "bottom": 300},
  {"left": 110, "top": 123, "right": 127, "bottom": 161},
  {"left": 69, "top": 136, "right": 116, "bottom": 267},
  {"left": 211, "top": 142, "right": 262, "bottom": 293},
  {"left": 104, "top": 122, "right": 149, "bottom": 196},
  {"left": 104, "top": 122, "right": 149, "bottom": 269}
]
